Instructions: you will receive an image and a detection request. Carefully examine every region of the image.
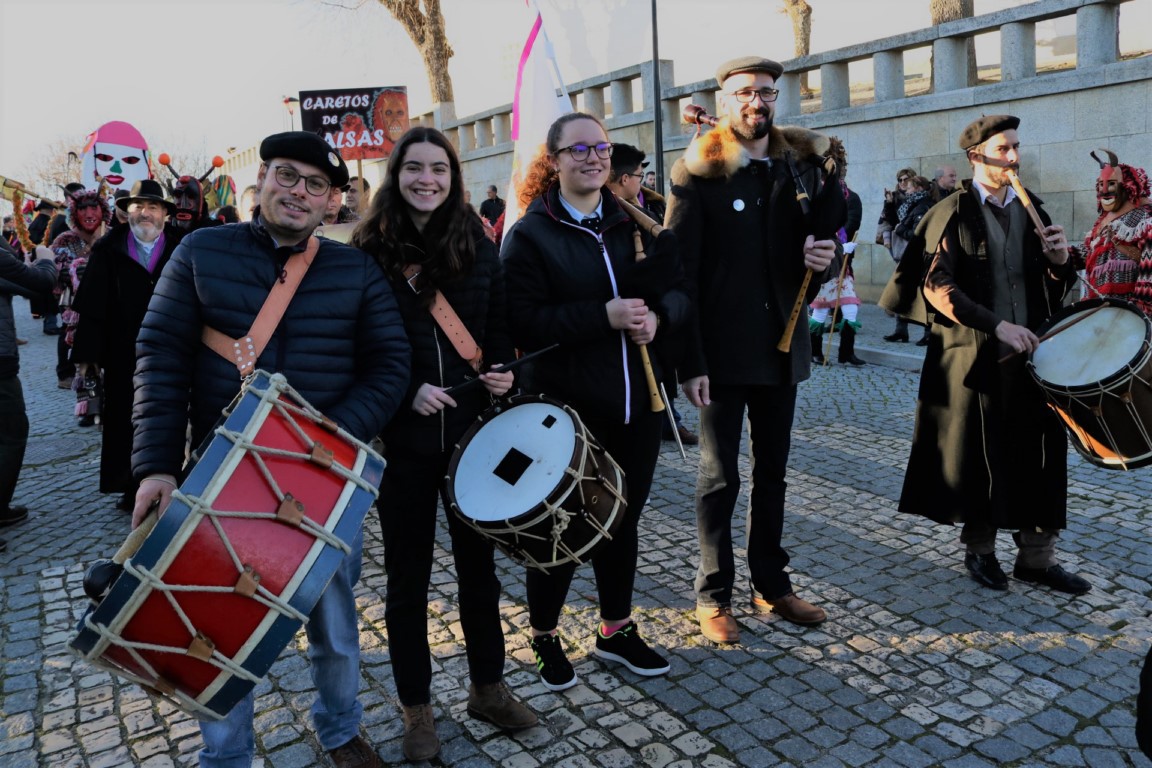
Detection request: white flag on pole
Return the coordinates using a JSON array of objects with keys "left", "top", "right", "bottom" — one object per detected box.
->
[{"left": 500, "top": 0, "right": 570, "bottom": 241}]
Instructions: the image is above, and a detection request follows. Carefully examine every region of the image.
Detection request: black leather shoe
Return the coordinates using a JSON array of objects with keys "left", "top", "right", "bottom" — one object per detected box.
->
[
  {"left": 883, "top": 332, "right": 908, "bottom": 343},
  {"left": 965, "top": 552, "right": 1008, "bottom": 590},
  {"left": 915, "top": 336, "right": 929, "bottom": 346},
  {"left": 1013, "top": 564, "right": 1091, "bottom": 595}
]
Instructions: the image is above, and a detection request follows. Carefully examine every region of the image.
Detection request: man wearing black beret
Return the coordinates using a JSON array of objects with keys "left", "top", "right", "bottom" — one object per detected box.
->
[
  {"left": 666, "top": 54, "right": 838, "bottom": 644},
  {"left": 129, "top": 131, "right": 411, "bottom": 767},
  {"left": 880, "top": 115, "right": 1089, "bottom": 597}
]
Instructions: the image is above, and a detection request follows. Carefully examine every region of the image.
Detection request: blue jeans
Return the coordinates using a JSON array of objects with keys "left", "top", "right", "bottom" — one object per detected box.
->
[
  {"left": 198, "top": 527, "right": 365, "bottom": 766},
  {"left": 695, "top": 383, "right": 796, "bottom": 606}
]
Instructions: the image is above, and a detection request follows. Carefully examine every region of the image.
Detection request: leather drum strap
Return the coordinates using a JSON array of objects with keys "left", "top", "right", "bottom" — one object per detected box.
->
[
  {"left": 401, "top": 264, "right": 483, "bottom": 372},
  {"left": 202, "top": 237, "right": 319, "bottom": 377}
]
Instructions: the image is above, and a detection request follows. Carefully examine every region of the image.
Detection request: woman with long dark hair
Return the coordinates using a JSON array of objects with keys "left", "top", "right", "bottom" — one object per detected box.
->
[
  {"left": 350, "top": 126, "right": 537, "bottom": 762},
  {"left": 502, "top": 112, "right": 688, "bottom": 691}
]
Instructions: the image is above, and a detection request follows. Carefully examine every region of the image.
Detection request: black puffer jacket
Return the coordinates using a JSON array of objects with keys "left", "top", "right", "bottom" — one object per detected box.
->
[
  {"left": 502, "top": 185, "right": 689, "bottom": 424},
  {"left": 131, "top": 219, "right": 411, "bottom": 480},
  {"left": 380, "top": 228, "right": 513, "bottom": 455}
]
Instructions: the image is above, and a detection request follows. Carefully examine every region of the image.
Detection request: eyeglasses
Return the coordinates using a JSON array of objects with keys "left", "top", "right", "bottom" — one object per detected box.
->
[
  {"left": 556, "top": 142, "right": 613, "bottom": 162},
  {"left": 624, "top": 169, "right": 645, "bottom": 179},
  {"left": 897, "top": 176, "right": 910, "bottom": 183},
  {"left": 269, "top": 164, "right": 332, "bottom": 197},
  {"left": 729, "top": 88, "right": 779, "bottom": 104}
]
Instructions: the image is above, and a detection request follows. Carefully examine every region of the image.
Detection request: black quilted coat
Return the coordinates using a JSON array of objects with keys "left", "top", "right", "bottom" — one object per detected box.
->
[{"left": 131, "top": 219, "right": 411, "bottom": 480}]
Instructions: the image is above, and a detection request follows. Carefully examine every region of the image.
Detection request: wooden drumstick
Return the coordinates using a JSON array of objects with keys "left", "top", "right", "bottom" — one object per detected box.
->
[
  {"left": 1004, "top": 169, "right": 1052, "bottom": 252},
  {"left": 114, "top": 507, "right": 160, "bottom": 564}
]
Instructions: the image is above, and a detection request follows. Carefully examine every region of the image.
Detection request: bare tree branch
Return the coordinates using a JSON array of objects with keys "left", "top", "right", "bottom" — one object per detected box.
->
[
  {"left": 779, "top": 0, "right": 813, "bottom": 94},
  {"left": 375, "top": 0, "right": 455, "bottom": 103}
]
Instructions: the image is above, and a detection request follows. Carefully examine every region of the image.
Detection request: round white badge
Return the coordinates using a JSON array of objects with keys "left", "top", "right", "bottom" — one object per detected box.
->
[
  {"left": 328, "top": 152, "right": 340, "bottom": 167},
  {"left": 733, "top": 199, "right": 745, "bottom": 212}
]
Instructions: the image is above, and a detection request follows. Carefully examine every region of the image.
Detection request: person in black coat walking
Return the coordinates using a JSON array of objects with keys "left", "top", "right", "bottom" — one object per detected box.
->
[
  {"left": 71, "top": 180, "right": 183, "bottom": 509},
  {"left": 349, "top": 126, "right": 537, "bottom": 761}
]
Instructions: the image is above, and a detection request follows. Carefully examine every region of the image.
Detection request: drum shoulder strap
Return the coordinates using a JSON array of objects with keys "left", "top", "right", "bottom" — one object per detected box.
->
[
  {"left": 202, "top": 236, "right": 319, "bottom": 377},
  {"left": 401, "top": 263, "right": 483, "bottom": 372}
]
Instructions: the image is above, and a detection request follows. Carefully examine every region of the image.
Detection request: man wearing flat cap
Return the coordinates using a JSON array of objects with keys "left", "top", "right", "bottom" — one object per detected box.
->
[
  {"left": 666, "top": 55, "right": 838, "bottom": 644},
  {"left": 71, "top": 179, "right": 181, "bottom": 509},
  {"left": 129, "top": 131, "right": 410, "bottom": 768},
  {"left": 880, "top": 115, "right": 1089, "bottom": 597}
]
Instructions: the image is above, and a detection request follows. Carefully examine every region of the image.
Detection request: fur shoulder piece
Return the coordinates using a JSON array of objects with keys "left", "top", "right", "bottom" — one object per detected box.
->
[{"left": 682, "top": 118, "right": 833, "bottom": 180}]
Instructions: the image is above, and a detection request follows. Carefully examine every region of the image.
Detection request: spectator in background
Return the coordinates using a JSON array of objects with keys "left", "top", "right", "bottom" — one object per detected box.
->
[
  {"left": 345, "top": 176, "right": 370, "bottom": 222},
  {"left": 478, "top": 184, "right": 505, "bottom": 225},
  {"left": 880, "top": 168, "right": 918, "bottom": 342},
  {"left": 932, "top": 164, "right": 959, "bottom": 202}
]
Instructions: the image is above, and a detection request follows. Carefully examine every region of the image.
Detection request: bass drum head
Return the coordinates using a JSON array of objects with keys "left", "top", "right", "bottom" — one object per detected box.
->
[
  {"left": 451, "top": 400, "right": 577, "bottom": 522},
  {"left": 1032, "top": 301, "right": 1150, "bottom": 388}
]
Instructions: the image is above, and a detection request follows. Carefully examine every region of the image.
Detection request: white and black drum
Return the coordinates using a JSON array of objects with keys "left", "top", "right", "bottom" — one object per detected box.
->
[
  {"left": 445, "top": 394, "right": 627, "bottom": 571},
  {"left": 1028, "top": 298, "right": 1152, "bottom": 470}
]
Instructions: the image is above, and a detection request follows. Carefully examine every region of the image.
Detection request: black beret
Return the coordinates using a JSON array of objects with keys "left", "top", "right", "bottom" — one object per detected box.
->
[
  {"left": 715, "top": 56, "right": 784, "bottom": 87},
  {"left": 259, "top": 131, "right": 349, "bottom": 188},
  {"left": 610, "top": 143, "right": 648, "bottom": 174},
  {"left": 958, "top": 114, "right": 1021, "bottom": 150}
]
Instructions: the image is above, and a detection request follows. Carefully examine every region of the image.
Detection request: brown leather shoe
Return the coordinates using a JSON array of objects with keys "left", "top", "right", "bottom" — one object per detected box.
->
[
  {"left": 467, "top": 681, "right": 538, "bottom": 730},
  {"left": 751, "top": 592, "right": 827, "bottom": 626},
  {"left": 327, "top": 735, "right": 380, "bottom": 768},
  {"left": 401, "top": 703, "right": 440, "bottom": 762},
  {"left": 696, "top": 604, "right": 739, "bottom": 643},
  {"left": 677, "top": 424, "right": 700, "bottom": 446}
]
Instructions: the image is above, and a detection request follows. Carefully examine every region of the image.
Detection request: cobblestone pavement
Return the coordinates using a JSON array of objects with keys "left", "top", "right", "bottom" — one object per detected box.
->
[{"left": 2, "top": 299, "right": 1150, "bottom": 768}]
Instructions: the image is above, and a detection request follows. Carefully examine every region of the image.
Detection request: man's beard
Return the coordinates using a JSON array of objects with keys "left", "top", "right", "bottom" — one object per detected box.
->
[
  {"left": 130, "top": 220, "right": 162, "bottom": 242},
  {"left": 730, "top": 108, "right": 773, "bottom": 141}
]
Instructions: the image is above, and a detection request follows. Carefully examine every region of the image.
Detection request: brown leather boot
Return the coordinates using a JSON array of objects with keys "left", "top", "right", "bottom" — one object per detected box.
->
[
  {"left": 751, "top": 592, "right": 827, "bottom": 625},
  {"left": 696, "top": 604, "right": 739, "bottom": 643},
  {"left": 467, "top": 681, "right": 539, "bottom": 730},
  {"left": 400, "top": 704, "right": 439, "bottom": 762}
]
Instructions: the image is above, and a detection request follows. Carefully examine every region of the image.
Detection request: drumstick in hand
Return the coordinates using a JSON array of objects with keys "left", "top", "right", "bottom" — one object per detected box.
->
[{"left": 998, "top": 302, "right": 1108, "bottom": 363}]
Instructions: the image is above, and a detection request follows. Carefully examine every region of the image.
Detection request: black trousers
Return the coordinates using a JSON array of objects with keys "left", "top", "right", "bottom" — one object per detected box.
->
[
  {"left": 695, "top": 383, "right": 797, "bottom": 606},
  {"left": 0, "top": 375, "right": 28, "bottom": 511},
  {"left": 526, "top": 408, "right": 662, "bottom": 631},
  {"left": 378, "top": 450, "right": 505, "bottom": 706}
]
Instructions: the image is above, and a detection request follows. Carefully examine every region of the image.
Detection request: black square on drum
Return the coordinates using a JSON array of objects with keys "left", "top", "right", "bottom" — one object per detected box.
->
[{"left": 493, "top": 447, "right": 533, "bottom": 486}]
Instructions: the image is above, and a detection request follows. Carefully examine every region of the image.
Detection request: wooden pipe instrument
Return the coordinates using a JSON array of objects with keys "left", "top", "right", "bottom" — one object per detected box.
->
[
  {"left": 1003, "top": 168, "right": 1053, "bottom": 252},
  {"left": 616, "top": 195, "right": 666, "bottom": 413}
]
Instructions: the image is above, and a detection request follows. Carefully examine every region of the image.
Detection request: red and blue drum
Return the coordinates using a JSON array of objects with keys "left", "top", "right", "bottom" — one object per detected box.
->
[
  {"left": 69, "top": 371, "right": 384, "bottom": 720},
  {"left": 446, "top": 394, "right": 627, "bottom": 572}
]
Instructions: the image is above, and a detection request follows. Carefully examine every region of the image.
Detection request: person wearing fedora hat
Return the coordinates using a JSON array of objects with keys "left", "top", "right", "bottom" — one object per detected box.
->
[
  {"left": 69, "top": 178, "right": 183, "bottom": 510},
  {"left": 880, "top": 114, "right": 1089, "bottom": 597},
  {"left": 128, "top": 130, "right": 409, "bottom": 768}
]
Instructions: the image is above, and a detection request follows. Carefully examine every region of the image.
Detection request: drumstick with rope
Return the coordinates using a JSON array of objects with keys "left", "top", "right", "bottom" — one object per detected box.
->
[
  {"left": 997, "top": 301, "right": 1109, "bottom": 363},
  {"left": 617, "top": 196, "right": 665, "bottom": 413},
  {"left": 81, "top": 506, "right": 160, "bottom": 602}
]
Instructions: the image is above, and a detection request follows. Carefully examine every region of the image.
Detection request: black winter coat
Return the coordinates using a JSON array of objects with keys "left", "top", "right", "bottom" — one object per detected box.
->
[
  {"left": 131, "top": 219, "right": 411, "bottom": 480},
  {"left": 503, "top": 185, "right": 689, "bottom": 424},
  {"left": 380, "top": 230, "right": 513, "bottom": 456},
  {"left": 881, "top": 182, "right": 1075, "bottom": 529},
  {"left": 72, "top": 224, "right": 183, "bottom": 493},
  {"left": 665, "top": 122, "right": 837, "bottom": 386}
]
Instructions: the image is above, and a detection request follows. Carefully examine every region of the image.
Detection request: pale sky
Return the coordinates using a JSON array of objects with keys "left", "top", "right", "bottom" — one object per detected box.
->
[{"left": 1, "top": 0, "right": 1147, "bottom": 201}]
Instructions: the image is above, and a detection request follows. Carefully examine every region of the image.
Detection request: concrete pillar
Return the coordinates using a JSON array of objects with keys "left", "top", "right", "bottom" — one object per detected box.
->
[
  {"left": 474, "top": 119, "right": 492, "bottom": 149},
  {"left": 457, "top": 123, "right": 475, "bottom": 153},
  {"left": 1001, "top": 22, "right": 1037, "bottom": 80},
  {"left": 776, "top": 73, "right": 802, "bottom": 118},
  {"left": 933, "top": 37, "right": 968, "bottom": 93},
  {"left": 493, "top": 113, "right": 510, "bottom": 145},
  {"left": 820, "top": 62, "right": 850, "bottom": 111},
  {"left": 662, "top": 99, "right": 681, "bottom": 136},
  {"left": 1077, "top": 3, "right": 1119, "bottom": 68},
  {"left": 609, "top": 79, "right": 633, "bottom": 118},
  {"left": 873, "top": 50, "right": 904, "bottom": 102},
  {"left": 583, "top": 88, "right": 605, "bottom": 119},
  {"left": 640, "top": 59, "right": 675, "bottom": 114}
]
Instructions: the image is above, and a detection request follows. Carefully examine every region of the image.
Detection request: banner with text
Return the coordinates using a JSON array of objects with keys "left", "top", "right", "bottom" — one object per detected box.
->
[{"left": 299, "top": 86, "right": 409, "bottom": 161}]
